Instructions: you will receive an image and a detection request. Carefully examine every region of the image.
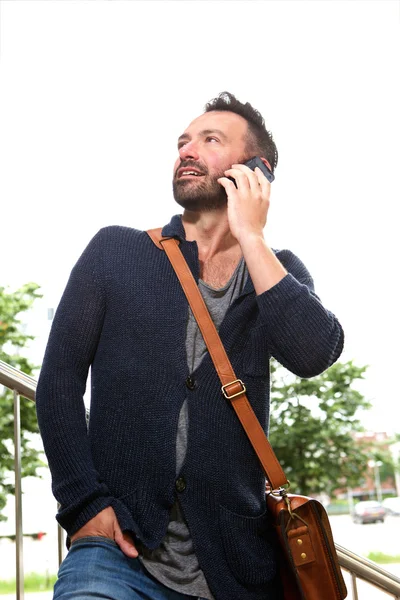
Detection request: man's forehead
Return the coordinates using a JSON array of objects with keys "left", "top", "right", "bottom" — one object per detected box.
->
[{"left": 181, "top": 111, "right": 248, "bottom": 138}]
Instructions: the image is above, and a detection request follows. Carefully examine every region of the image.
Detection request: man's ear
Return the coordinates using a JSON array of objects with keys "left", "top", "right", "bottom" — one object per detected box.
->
[{"left": 259, "top": 157, "right": 273, "bottom": 172}]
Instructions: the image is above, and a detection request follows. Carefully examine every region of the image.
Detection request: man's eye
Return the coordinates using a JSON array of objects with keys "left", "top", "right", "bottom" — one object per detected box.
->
[{"left": 206, "top": 137, "right": 218, "bottom": 143}]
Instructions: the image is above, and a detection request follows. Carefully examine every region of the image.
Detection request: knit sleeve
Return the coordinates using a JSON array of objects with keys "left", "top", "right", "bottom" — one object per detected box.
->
[
  {"left": 256, "top": 250, "right": 344, "bottom": 378},
  {"left": 36, "top": 229, "right": 115, "bottom": 536}
]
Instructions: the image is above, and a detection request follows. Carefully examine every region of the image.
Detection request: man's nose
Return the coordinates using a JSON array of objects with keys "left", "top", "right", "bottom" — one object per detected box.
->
[{"left": 179, "top": 140, "right": 199, "bottom": 161}]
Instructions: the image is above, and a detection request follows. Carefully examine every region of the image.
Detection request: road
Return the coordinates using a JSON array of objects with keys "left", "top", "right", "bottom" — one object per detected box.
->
[
  {"left": 330, "top": 514, "right": 400, "bottom": 600},
  {"left": 329, "top": 513, "right": 400, "bottom": 559}
]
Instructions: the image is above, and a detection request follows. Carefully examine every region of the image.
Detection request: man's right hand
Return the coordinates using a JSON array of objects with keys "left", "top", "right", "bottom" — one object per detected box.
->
[{"left": 70, "top": 506, "right": 138, "bottom": 558}]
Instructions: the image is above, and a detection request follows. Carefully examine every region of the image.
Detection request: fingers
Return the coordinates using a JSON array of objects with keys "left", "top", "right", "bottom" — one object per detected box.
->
[
  {"left": 114, "top": 525, "right": 139, "bottom": 558},
  {"left": 224, "top": 166, "right": 253, "bottom": 191},
  {"left": 70, "top": 506, "right": 116, "bottom": 543},
  {"left": 217, "top": 176, "right": 237, "bottom": 191},
  {"left": 70, "top": 506, "right": 138, "bottom": 559},
  {"left": 223, "top": 164, "right": 270, "bottom": 199}
]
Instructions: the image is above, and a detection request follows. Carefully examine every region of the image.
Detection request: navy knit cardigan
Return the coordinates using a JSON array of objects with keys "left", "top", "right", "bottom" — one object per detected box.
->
[{"left": 36, "top": 214, "right": 344, "bottom": 600}]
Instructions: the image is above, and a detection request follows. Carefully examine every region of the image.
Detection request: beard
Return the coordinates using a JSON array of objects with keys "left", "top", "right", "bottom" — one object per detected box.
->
[{"left": 173, "top": 165, "right": 228, "bottom": 212}]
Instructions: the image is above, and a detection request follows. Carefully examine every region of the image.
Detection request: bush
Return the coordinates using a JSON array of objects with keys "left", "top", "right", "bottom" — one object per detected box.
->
[
  {"left": 367, "top": 552, "right": 400, "bottom": 564},
  {"left": 0, "top": 572, "right": 57, "bottom": 594}
]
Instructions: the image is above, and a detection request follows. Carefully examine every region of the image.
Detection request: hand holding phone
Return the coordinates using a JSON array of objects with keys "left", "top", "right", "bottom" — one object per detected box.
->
[
  {"left": 219, "top": 156, "right": 273, "bottom": 244},
  {"left": 228, "top": 156, "right": 275, "bottom": 186}
]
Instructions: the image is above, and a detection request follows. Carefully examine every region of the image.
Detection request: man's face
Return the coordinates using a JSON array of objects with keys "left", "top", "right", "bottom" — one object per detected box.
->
[{"left": 173, "top": 111, "right": 249, "bottom": 212}]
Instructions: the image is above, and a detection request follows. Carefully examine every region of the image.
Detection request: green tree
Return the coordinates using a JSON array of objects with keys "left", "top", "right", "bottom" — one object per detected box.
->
[
  {"left": 269, "top": 360, "right": 372, "bottom": 497},
  {"left": 0, "top": 283, "right": 43, "bottom": 520},
  {"left": 368, "top": 441, "right": 398, "bottom": 492}
]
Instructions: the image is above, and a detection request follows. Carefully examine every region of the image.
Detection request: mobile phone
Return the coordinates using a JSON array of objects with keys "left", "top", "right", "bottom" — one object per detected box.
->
[
  {"left": 244, "top": 157, "right": 275, "bottom": 182},
  {"left": 228, "top": 156, "right": 275, "bottom": 186}
]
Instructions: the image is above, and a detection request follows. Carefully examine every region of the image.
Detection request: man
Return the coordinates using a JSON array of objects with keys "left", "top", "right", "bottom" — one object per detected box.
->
[{"left": 36, "top": 91, "right": 344, "bottom": 600}]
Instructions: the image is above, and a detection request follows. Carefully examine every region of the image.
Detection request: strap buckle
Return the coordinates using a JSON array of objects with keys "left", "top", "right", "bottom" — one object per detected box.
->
[{"left": 221, "top": 379, "right": 247, "bottom": 400}]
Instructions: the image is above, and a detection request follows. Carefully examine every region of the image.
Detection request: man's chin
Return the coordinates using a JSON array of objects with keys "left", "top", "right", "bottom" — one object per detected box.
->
[
  {"left": 172, "top": 183, "right": 227, "bottom": 212},
  {"left": 173, "top": 195, "right": 227, "bottom": 213}
]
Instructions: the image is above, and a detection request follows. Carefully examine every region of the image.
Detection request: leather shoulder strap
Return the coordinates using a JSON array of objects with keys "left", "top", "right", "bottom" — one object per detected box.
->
[
  {"left": 147, "top": 227, "right": 165, "bottom": 249},
  {"left": 146, "top": 228, "right": 288, "bottom": 490}
]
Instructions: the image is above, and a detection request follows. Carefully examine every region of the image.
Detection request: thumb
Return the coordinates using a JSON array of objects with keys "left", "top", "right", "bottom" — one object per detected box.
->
[{"left": 114, "top": 523, "right": 138, "bottom": 558}]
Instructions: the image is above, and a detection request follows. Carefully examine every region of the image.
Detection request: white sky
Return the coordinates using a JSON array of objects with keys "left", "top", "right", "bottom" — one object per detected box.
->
[{"left": 0, "top": 1, "right": 399, "bottom": 432}]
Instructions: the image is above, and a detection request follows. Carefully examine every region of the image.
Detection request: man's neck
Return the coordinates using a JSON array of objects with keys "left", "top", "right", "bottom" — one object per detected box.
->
[{"left": 181, "top": 208, "right": 240, "bottom": 261}]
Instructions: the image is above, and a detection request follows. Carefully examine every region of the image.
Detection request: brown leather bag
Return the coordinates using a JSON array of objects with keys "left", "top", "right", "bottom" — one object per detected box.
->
[{"left": 147, "top": 229, "right": 347, "bottom": 600}]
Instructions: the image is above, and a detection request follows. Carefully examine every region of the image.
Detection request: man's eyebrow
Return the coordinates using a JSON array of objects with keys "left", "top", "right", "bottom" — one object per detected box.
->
[
  {"left": 177, "top": 129, "right": 229, "bottom": 143},
  {"left": 200, "top": 129, "right": 228, "bottom": 140},
  {"left": 178, "top": 133, "right": 191, "bottom": 143}
]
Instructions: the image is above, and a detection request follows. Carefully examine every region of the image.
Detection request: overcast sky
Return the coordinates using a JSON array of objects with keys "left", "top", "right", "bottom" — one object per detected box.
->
[{"left": 0, "top": 0, "right": 399, "bottom": 433}]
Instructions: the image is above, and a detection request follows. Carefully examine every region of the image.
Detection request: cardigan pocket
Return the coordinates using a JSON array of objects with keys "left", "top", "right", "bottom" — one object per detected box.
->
[
  {"left": 219, "top": 504, "right": 278, "bottom": 586},
  {"left": 242, "top": 326, "right": 271, "bottom": 377}
]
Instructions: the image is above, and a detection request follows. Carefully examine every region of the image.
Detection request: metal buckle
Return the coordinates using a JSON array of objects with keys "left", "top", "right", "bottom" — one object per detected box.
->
[
  {"left": 269, "top": 482, "right": 291, "bottom": 497},
  {"left": 221, "top": 379, "right": 246, "bottom": 399}
]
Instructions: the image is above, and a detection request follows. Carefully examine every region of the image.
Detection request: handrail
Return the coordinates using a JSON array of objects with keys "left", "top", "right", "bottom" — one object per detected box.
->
[
  {"left": 0, "top": 359, "right": 66, "bottom": 599},
  {"left": 336, "top": 544, "right": 400, "bottom": 596},
  {"left": 0, "top": 359, "right": 36, "bottom": 402},
  {"left": 1, "top": 359, "right": 400, "bottom": 598}
]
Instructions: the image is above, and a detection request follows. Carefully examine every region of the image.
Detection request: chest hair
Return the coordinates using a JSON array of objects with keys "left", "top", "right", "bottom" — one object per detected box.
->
[{"left": 200, "top": 255, "right": 242, "bottom": 289}]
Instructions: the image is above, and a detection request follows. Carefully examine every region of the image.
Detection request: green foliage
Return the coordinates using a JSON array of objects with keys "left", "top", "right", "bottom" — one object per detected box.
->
[
  {"left": 269, "top": 360, "right": 372, "bottom": 496},
  {"left": 0, "top": 571, "right": 57, "bottom": 594},
  {"left": 368, "top": 447, "right": 396, "bottom": 483},
  {"left": 366, "top": 552, "right": 400, "bottom": 564},
  {"left": 374, "top": 433, "right": 400, "bottom": 481},
  {"left": 0, "top": 283, "right": 44, "bottom": 520}
]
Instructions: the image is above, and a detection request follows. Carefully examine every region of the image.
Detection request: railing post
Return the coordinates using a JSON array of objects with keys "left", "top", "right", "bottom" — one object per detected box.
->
[
  {"left": 350, "top": 572, "right": 359, "bottom": 600},
  {"left": 58, "top": 521, "right": 64, "bottom": 567},
  {"left": 13, "top": 390, "right": 24, "bottom": 600}
]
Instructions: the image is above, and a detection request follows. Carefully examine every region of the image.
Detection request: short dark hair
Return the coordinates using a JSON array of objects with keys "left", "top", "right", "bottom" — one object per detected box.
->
[{"left": 204, "top": 91, "right": 278, "bottom": 172}]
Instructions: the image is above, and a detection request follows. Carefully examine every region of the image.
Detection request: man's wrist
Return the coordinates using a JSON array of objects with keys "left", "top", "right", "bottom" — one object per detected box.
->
[
  {"left": 236, "top": 228, "right": 265, "bottom": 249},
  {"left": 239, "top": 231, "right": 288, "bottom": 295}
]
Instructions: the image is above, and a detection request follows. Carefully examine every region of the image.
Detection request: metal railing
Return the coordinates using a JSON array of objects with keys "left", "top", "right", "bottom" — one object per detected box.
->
[
  {"left": 0, "top": 359, "right": 64, "bottom": 599},
  {"left": 1, "top": 358, "right": 400, "bottom": 599},
  {"left": 337, "top": 545, "right": 400, "bottom": 599}
]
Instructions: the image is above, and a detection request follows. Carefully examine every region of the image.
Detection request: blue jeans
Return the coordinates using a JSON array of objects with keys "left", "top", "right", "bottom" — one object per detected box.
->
[{"left": 54, "top": 536, "right": 208, "bottom": 600}]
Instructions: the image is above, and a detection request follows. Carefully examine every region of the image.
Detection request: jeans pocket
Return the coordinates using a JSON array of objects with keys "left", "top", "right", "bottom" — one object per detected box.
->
[{"left": 70, "top": 535, "right": 119, "bottom": 548}]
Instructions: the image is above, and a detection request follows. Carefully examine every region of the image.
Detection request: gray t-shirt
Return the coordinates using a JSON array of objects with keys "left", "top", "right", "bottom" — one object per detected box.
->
[{"left": 140, "top": 257, "right": 248, "bottom": 598}]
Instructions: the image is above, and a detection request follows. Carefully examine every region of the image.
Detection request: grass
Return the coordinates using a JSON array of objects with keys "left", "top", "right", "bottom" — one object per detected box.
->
[
  {"left": 367, "top": 551, "right": 400, "bottom": 564},
  {"left": 326, "top": 500, "right": 350, "bottom": 515},
  {"left": 0, "top": 572, "right": 57, "bottom": 594}
]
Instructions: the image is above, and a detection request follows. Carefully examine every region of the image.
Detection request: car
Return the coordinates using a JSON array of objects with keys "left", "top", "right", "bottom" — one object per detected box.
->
[
  {"left": 382, "top": 497, "right": 400, "bottom": 516},
  {"left": 352, "top": 501, "right": 386, "bottom": 524}
]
